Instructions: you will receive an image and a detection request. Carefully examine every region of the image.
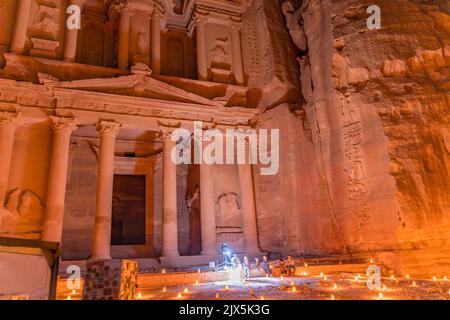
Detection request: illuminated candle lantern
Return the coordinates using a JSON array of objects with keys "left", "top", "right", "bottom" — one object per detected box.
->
[
  {"left": 66, "top": 295, "right": 72, "bottom": 300},
  {"left": 225, "top": 285, "right": 229, "bottom": 291},
  {"left": 354, "top": 276, "right": 358, "bottom": 281},
  {"left": 390, "top": 275, "right": 395, "bottom": 280},
  {"left": 370, "top": 258, "right": 374, "bottom": 263},
  {"left": 358, "top": 274, "right": 361, "bottom": 278},
  {"left": 324, "top": 276, "right": 328, "bottom": 281},
  {"left": 304, "top": 263, "right": 308, "bottom": 267},
  {"left": 195, "top": 280, "right": 199, "bottom": 285},
  {"left": 162, "top": 286, "right": 167, "bottom": 293},
  {"left": 162, "top": 269, "right": 166, "bottom": 274},
  {"left": 290, "top": 281, "right": 295, "bottom": 286},
  {"left": 177, "top": 292, "right": 182, "bottom": 299},
  {"left": 260, "top": 296, "right": 265, "bottom": 300},
  {"left": 280, "top": 275, "right": 284, "bottom": 280},
  {"left": 136, "top": 292, "right": 142, "bottom": 299},
  {"left": 433, "top": 276, "right": 437, "bottom": 282},
  {"left": 405, "top": 274, "right": 410, "bottom": 279},
  {"left": 339, "top": 261, "right": 342, "bottom": 265},
  {"left": 197, "top": 269, "right": 201, "bottom": 273},
  {"left": 378, "top": 292, "right": 383, "bottom": 299},
  {"left": 331, "top": 294, "right": 335, "bottom": 300},
  {"left": 444, "top": 276, "right": 448, "bottom": 282},
  {"left": 71, "top": 289, "right": 76, "bottom": 295},
  {"left": 412, "top": 281, "right": 417, "bottom": 287},
  {"left": 266, "top": 274, "right": 269, "bottom": 278},
  {"left": 292, "top": 286, "right": 297, "bottom": 292},
  {"left": 216, "top": 293, "right": 220, "bottom": 300},
  {"left": 184, "top": 287, "right": 189, "bottom": 294},
  {"left": 320, "top": 272, "right": 324, "bottom": 277},
  {"left": 382, "top": 284, "right": 387, "bottom": 291},
  {"left": 333, "top": 283, "right": 338, "bottom": 289},
  {"left": 303, "top": 271, "right": 308, "bottom": 276}
]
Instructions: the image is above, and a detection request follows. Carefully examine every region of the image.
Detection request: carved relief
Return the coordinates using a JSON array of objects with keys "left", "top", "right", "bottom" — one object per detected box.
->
[
  {"left": 216, "top": 192, "right": 242, "bottom": 228},
  {"left": 0, "top": 189, "right": 45, "bottom": 234}
]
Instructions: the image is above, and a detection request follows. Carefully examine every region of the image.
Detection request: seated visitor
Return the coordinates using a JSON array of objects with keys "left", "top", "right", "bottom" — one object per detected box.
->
[
  {"left": 286, "top": 256, "right": 296, "bottom": 276},
  {"left": 232, "top": 254, "right": 242, "bottom": 269}
]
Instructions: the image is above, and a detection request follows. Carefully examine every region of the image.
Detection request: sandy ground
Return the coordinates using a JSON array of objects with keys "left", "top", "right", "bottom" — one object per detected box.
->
[{"left": 61, "top": 273, "right": 450, "bottom": 300}]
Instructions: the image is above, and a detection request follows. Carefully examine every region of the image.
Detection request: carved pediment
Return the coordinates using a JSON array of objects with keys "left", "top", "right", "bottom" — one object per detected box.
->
[{"left": 47, "top": 74, "right": 225, "bottom": 107}]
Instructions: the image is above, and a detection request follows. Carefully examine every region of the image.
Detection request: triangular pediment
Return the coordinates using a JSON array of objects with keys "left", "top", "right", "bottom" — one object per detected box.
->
[{"left": 47, "top": 75, "right": 225, "bottom": 107}]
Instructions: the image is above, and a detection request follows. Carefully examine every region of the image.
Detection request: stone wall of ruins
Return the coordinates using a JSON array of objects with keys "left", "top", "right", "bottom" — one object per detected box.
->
[{"left": 252, "top": 0, "right": 450, "bottom": 261}]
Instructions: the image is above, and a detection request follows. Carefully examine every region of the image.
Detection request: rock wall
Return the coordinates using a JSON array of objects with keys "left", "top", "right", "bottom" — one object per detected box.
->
[{"left": 252, "top": 0, "right": 450, "bottom": 263}]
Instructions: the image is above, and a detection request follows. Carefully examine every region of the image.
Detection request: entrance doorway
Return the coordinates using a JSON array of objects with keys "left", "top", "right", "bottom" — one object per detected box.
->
[{"left": 111, "top": 175, "right": 146, "bottom": 245}]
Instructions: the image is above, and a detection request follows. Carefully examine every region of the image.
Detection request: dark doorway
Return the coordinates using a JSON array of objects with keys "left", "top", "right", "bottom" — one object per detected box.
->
[{"left": 111, "top": 175, "right": 146, "bottom": 245}]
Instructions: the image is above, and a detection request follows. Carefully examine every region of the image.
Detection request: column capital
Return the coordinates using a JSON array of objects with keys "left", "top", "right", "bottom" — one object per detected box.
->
[
  {"left": 158, "top": 121, "right": 181, "bottom": 139},
  {"left": 97, "top": 120, "right": 121, "bottom": 137},
  {"left": 0, "top": 111, "right": 21, "bottom": 127},
  {"left": 49, "top": 116, "right": 77, "bottom": 132},
  {"left": 229, "top": 17, "right": 242, "bottom": 29},
  {"left": 68, "top": 0, "right": 86, "bottom": 8}
]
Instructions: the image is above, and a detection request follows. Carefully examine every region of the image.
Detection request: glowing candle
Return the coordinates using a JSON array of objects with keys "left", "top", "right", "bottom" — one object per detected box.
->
[
  {"left": 382, "top": 284, "right": 387, "bottom": 291},
  {"left": 162, "top": 269, "right": 166, "bottom": 274},
  {"left": 225, "top": 285, "right": 229, "bottom": 291},
  {"left": 177, "top": 292, "right": 182, "bottom": 299},
  {"left": 358, "top": 274, "right": 361, "bottom": 278},
  {"left": 304, "top": 263, "right": 308, "bottom": 267},
  {"left": 378, "top": 292, "right": 383, "bottom": 299},
  {"left": 162, "top": 286, "right": 167, "bottom": 293},
  {"left": 292, "top": 286, "right": 297, "bottom": 292},
  {"left": 66, "top": 295, "right": 72, "bottom": 300},
  {"left": 260, "top": 296, "right": 265, "bottom": 300},
  {"left": 195, "top": 280, "right": 199, "bottom": 285},
  {"left": 197, "top": 269, "right": 201, "bottom": 273},
  {"left": 290, "top": 281, "right": 295, "bottom": 286},
  {"left": 71, "top": 289, "right": 76, "bottom": 294},
  {"left": 216, "top": 293, "right": 220, "bottom": 300},
  {"left": 266, "top": 274, "right": 269, "bottom": 277},
  {"left": 303, "top": 271, "right": 308, "bottom": 276},
  {"left": 323, "top": 276, "right": 328, "bottom": 281},
  {"left": 412, "top": 281, "right": 417, "bottom": 287},
  {"left": 444, "top": 276, "right": 448, "bottom": 281},
  {"left": 331, "top": 294, "right": 335, "bottom": 300},
  {"left": 354, "top": 276, "right": 358, "bottom": 281},
  {"left": 433, "top": 276, "right": 437, "bottom": 282},
  {"left": 184, "top": 287, "right": 189, "bottom": 294},
  {"left": 370, "top": 258, "right": 374, "bottom": 263},
  {"left": 280, "top": 275, "right": 284, "bottom": 280},
  {"left": 405, "top": 274, "right": 410, "bottom": 279},
  {"left": 333, "top": 283, "right": 338, "bottom": 289},
  {"left": 390, "top": 275, "right": 395, "bottom": 280},
  {"left": 320, "top": 272, "right": 324, "bottom": 277},
  {"left": 136, "top": 292, "right": 142, "bottom": 299}
]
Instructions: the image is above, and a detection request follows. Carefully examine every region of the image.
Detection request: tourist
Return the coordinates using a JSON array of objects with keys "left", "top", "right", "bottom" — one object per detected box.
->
[
  {"left": 279, "top": 258, "right": 288, "bottom": 276},
  {"left": 232, "top": 254, "right": 241, "bottom": 269},
  {"left": 286, "top": 256, "right": 296, "bottom": 276},
  {"left": 254, "top": 257, "right": 264, "bottom": 275},
  {"left": 243, "top": 256, "right": 250, "bottom": 278},
  {"left": 261, "top": 255, "right": 272, "bottom": 276}
]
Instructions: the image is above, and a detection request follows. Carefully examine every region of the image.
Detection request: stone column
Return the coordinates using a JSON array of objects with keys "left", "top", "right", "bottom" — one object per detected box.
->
[
  {"left": 63, "top": 0, "right": 85, "bottom": 62},
  {"left": 10, "top": 0, "right": 32, "bottom": 54},
  {"left": 160, "top": 129, "right": 179, "bottom": 257},
  {"left": 41, "top": 116, "right": 77, "bottom": 243},
  {"left": 92, "top": 120, "right": 121, "bottom": 260},
  {"left": 195, "top": 16, "right": 208, "bottom": 81},
  {"left": 151, "top": 11, "right": 162, "bottom": 74},
  {"left": 230, "top": 22, "right": 244, "bottom": 85},
  {"left": 118, "top": 6, "right": 131, "bottom": 70},
  {"left": 200, "top": 157, "right": 217, "bottom": 256},
  {"left": 237, "top": 139, "right": 260, "bottom": 253},
  {"left": 0, "top": 111, "right": 20, "bottom": 209}
]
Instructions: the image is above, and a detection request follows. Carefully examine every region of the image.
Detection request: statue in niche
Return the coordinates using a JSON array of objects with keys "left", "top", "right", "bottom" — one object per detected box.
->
[
  {"left": 210, "top": 38, "right": 231, "bottom": 69},
  {"left": 281, "top": 0, "right": 307, "bottom": 52},
  {"left": 216, "top": 192, "right": 242, "bottom": 227},
  {"left": 31, "top": 5, "right": 59, "bottom": 40},
  {"left": 0, "top": 189, "right": 45, "bottom": 234}
]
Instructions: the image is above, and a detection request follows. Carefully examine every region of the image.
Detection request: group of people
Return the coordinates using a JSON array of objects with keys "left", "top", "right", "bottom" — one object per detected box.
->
[
  {"left": 231, "top": 255, "right": 297, "bottom": 278},
  {"left": 232, "top": 255, "right": 272, "bottom": 278}
]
